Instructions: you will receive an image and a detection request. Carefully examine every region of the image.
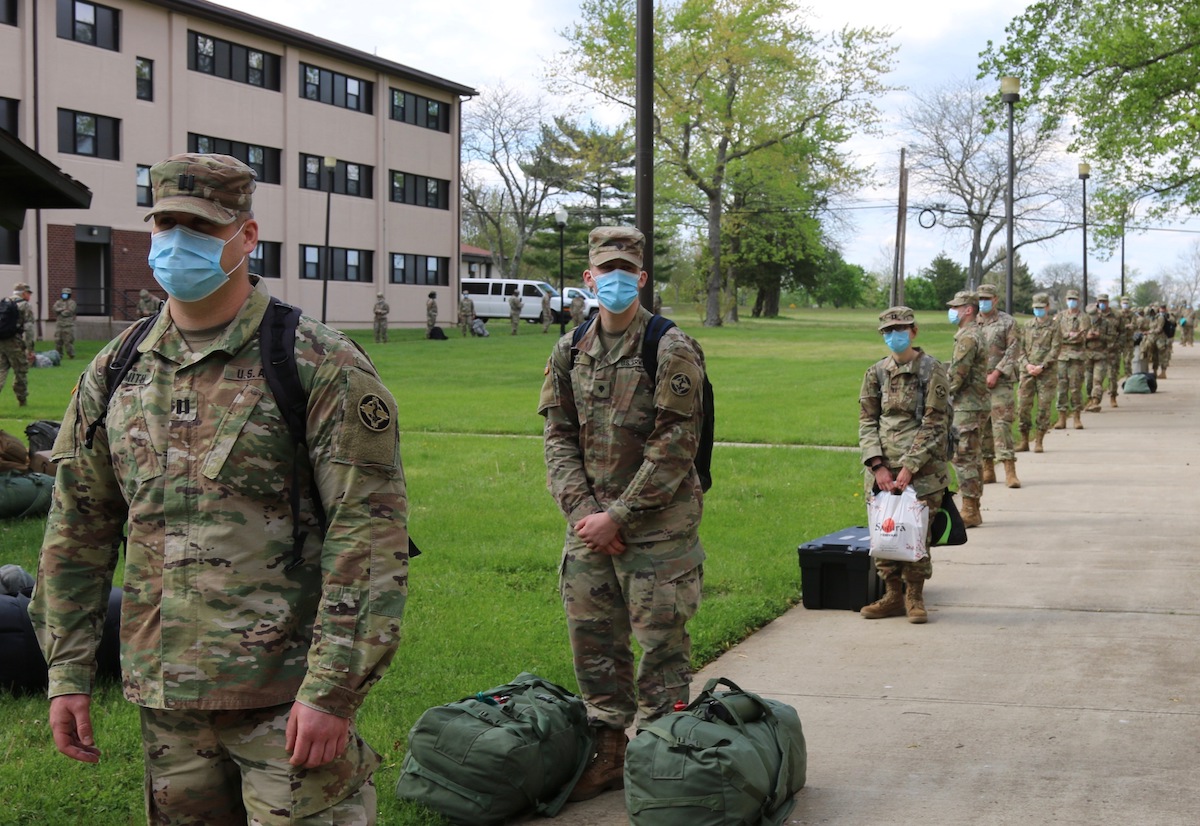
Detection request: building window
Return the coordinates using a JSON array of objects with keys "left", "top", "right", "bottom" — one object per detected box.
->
[
  {"left": 57, "top": 0, "right": 120, "bottom": 51},
  {"left": 1, "top": 0, "right": 17, "bottom": 26},
  {"left": 300, "top": 245, "right": 373, "bottom": 281},
  {"left": 389, "top": 88, "right": 451, "bottom": 132},
  {"left": 0, "top": 97, "right": 17, "bottom": 133},
  {"left": 248, "top": 241, "right": 281, "bottom": 278},
  {"left": 187, "top": 133, "right": 281, "bottom": 184},
  {"left": 299, "top": 154, "right": 373, "bottom": 198},
  {"left": 136, "top": 57, "right": 153, "bottom": 101},
  {"left": 187, "top": 31, "right": 281, "bottom": 90},
  {"left": 390, "top": 170, "right": 449, "bottom": 210},
  {"left": 136, "top": 164, "right": 151, "bottom": 206},
  {"left": 300, "top": 63, "right": 373, "bottom": 113},
  {"left": 58, "top": 108, "right": 119, "bottom": 159},
  {"left": 0, "top": 226, "right": 17, "bottom": 265},
  {"left": 390, "top": 252, "right": 449, "bottom": 286}
]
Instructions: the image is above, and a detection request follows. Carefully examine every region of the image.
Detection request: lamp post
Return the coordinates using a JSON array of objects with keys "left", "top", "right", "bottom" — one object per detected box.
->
[
  {"left": 320, "top": 155, "right": 336, "bottom": 324},
  {"left": 1079, "top": 162, "right": 1090, "bottom": 308},
  {"left": 555, "top": 206, "right": 568, "bottom": 335},
  {"left": 1000, "top": 76, "right": 1020, "bottom": 313}
]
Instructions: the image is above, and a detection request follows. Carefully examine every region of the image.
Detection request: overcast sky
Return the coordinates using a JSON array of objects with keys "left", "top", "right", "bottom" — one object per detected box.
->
[{"left": 213, "top": 0, "right": 1198, "bottom": 295}]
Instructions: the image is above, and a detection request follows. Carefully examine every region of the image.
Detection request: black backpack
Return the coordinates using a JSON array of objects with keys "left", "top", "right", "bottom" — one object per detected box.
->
[
  {"left": 0, "top": 298, "right": 19, "bottom": 341},
  {"left": 1163, "top": 317, "right": 1177, "bottom": 338},
  {"left": 572, "top": 314, "right": 714, "bottom": 492}
]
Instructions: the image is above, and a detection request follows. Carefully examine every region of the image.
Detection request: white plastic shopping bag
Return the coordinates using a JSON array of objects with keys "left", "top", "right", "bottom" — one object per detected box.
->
[{"left": 867, "top": 485, "right": 929, "bottom": 562}]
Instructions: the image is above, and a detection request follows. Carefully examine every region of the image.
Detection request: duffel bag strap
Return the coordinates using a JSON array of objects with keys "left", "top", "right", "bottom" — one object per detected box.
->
[
  {"left": 401, "top": 753, "right": 494, "bottom": 811},
  {"left": 628, "top": 793, "right": 725, "bottom": 815}
]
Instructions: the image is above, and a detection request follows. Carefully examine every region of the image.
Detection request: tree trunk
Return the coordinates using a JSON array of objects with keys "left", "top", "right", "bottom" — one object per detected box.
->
[
  {"left": 752, "top": 289, "right": 765, "bottom": 317},
  {"left": 704, "top": 196, "right": 723, "bottom": 326},
  {"left": 724, "top": 264, "right": 738, "bottom": 323},
  {"left": 762, "top": 283, "right": 780, "bottom": 317}
]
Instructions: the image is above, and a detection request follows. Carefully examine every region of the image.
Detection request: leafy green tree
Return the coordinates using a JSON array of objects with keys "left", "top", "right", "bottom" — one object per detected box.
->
[
  {"left": 919, "top": 253, "right": 969, "bottom": 307},
  {"left": 808, "top": 249, "right": 871, "bottom": 309},
  {"left": 899, "top": 276, "right": 939, "bottom": 311},
  {"left": 1132, "top": 280, "right": 1164, "bottom": 308},
  {"left": 557, "top": 0, "right": 897, "bottom": 326},
  {"left": 980, "top": 1, "right": 1200, "bottom": 242}
]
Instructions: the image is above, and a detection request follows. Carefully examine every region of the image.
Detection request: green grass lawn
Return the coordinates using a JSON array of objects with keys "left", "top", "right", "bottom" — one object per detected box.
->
[{"left": 0, "top": 307, "right": 962, "bottom": 825}]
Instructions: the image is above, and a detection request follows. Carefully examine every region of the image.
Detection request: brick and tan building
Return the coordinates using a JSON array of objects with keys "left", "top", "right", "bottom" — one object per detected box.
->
[{"left": 0, "top": 0, "right": 475, "bottom": 338}]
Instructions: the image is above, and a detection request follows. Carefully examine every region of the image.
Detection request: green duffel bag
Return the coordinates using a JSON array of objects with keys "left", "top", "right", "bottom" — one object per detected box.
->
[
  {"left": 395, "top": 672, "right": 593, "bottom": 825},
  {"left": 625, "top": 677, "right": 807, "bottom": 826},
  {"left": 0, "top": 471, "right": 53, "bottom": 519}
]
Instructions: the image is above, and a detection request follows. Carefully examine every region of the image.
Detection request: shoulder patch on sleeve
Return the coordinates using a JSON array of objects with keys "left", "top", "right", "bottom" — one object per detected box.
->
[
  {"left": 656, "top": 354, "right": 702, "bottom": 415},
  {"left": 334, "top": 367, "right": 398, "bottom": 468}
]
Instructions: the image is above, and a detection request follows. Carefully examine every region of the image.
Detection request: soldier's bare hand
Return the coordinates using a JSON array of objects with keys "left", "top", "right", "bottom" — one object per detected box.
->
[
  {"left": 893, "top": 467, "right": 913, "bottom": 491},
  {"left": 286, "top": 702, "right": 350, "bottom": 768},
  {"left": 574, "top": 512, "right": 623, "bottom": 554},
  {"left": 986, "top": 370, "right": 1000, "bottom": 389},
  {"left": 49, "top": 694, "right": 101, "bottom": 763},
  {"left": 872, "top": 466, "right": 895, "bottom": 493}
]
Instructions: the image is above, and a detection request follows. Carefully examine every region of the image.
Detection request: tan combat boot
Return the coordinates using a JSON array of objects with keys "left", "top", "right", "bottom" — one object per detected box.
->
[
  {"left": 1034, "top": 431, "right": 1046, "bottom": 453},
  {"left": 982, "top": 459, "right": 996, "bottom": 484},
  {"left": 1073, "top": 411, "right": 1084, "bottom": 429},
  {"left": 861, "top": 577, "right": 905, "bottom": 619},
  {"left": 1161, "top": 367, "right": 1167, "bottom": 379},
  {"left": 961, "top": 497, "right": 982, "bottom": 528},
  {"left": 1109, "top": 395, "right": 1118, "bottom": 408},
  {"left": 568, "top": 726, "right": 628, "bottom": 801},
  {"left": 1015, "top": 432, "right": 1030, "bottom": 452},
  {"left": 904, "top": 578, "right": 928, "bottom": 624},
  {"left": 1003, "top": 459, "right": 1021, "bottom": 489},
  {"left": 1054, "top": 411, "right": 1067, "bottom": 430}
]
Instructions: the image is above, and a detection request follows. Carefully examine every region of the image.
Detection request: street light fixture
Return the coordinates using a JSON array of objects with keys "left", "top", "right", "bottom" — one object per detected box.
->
[
  {"left": 1079, "top": 162, "right": 1091, "bottom": 308},
  {"left": 555, "top": 206, "right": 568, "bottom": 335},
  {"left": 1000, "top": 76, "right": 1020, "bottom": 313},
  {"left": 320, "top": 155, "right": 337, "bottom": 324}
]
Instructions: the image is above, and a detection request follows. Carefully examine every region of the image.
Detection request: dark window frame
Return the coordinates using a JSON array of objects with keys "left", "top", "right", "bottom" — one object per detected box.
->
[
  {"left": 389, "top": 169, "right": 449, "bottom": 210},
  {"left": 136, "top": 57, "right": 153, "bottom": 101},
  {"left": 299, "top": 153, "right": 373, "bottom": 199},
  {"left": 57, "top": 0, "right": 120, "bottom": 51},
  {"left": 58, "top": 108, "right": 119, "bottom": 160},
  {"left": 187, "top": 132, "right": 281, "bottom": 184},
  {"left": 389, "top": 88, "right": 451, "bottom": 132},
  {"left": 1, "top": 0, "right": 17, "bottom": 27},
  {"left": 390, "top": 251, "right": 449, "bottom": 286},
  {"left": 135, "top": 164, "right": 152, "bottom": 206},
  {"left": 300, "top": 244, "right": 374, "bottom": 282},
  {"left": 248, "top": 240, "right": 281, "bottom": 278},
  {"left": 300, "top": 62, "right": 373, "bottom": 114},
  {"left": 187, "top": 30, "right": 281, "bottom": 91},
  {"left": 0, "top": 225, "right": 17, "bottom": 266},
  {"left": 0, "top": 97, "right": 17, "bottom": 134}
]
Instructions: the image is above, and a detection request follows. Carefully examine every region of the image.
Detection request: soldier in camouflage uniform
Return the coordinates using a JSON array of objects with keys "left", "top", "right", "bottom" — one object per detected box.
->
[
  {"left": 859, "top": 306, "right": 950, "bottom": 622},
  {"left": 1159, "top": 304, "right": 1174, "bottom": 376},
  {"left": 974, "top": 284, "right": 1022, "bottom": 489},
  {"left": 1054, "top": 288, "right": 1091, "bottom": 429},
  {"left": 1141, "top": 306, "right": 1165, "bottom": 377},
  {"left": 508, "top": 291, "right": 523, "bottom": 335},
  {"left": 1180, "top": 304, "right": 1195, "bottom": 346},
  {"left": 30, "top": 154, "right": 409, "bottom": 825},
  {"left": 541, "top": 289, "right": 553, "bottom": 333},
  {"left": 1096, "top": 294, "right": 1124, "bottom": 408},
  {"left": 426, "top": 291, "right": 438, "bottom": 338},
  {"left": 1118, "top": 296, "right": 1136, "bottom": 377},
  {"left": 0, "top": 281, "right": 31, "bottom": 406},
  {"left": 136, "top": 287, "right": 160, "bottom": 318},
  {"left": 1083, "top": 297, "right": 1115, "bottom": 412},
  {"left": 540, "top": 226, "right": 706, "bottom": 801},
  {"left": 16, "top": 282, "right": 36, "bottom": 358},
  {"left": 373, "top": 292, "right": 389, "bottom": 343},
  {"left": 570, "top": 292, "right": 586, "bottom": 327},
  {"left": 1017, "top": 293, "right": 1060, "bottom": 453},
  {"left": 53, "top": 287, "right": 77, "bottom": 359},
  {"left": 945, "top": 291, "right": 988, "bottom": 527},
  {"left": 458, "top": 291, "right": 474, "bottom": 337}
]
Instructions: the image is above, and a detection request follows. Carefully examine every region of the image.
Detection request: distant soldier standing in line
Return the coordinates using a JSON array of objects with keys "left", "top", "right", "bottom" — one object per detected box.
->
[
  {"left": 458, "top": 291, "right": 474, "bottom": 337},
  {"left": 509, "top": 291, "right": 523, "bottom": 335},
  {"left": 1180, "top": 304, "right": 1195, "bottom": 346},
  {"left": 1118, "top": 296, "right": 1136, "bottom": 377},
  {"left": 1054, "top": 288, "right": 1091, "bottom": 430},
  {"left": 570, "top": 292, "right": 586, "bottom": 327},
  {"left": 373, "top": 292, "right": 390, "bottom": 343},
  {"left": 1098, "top": 294, "right": 1124, "bottom": 408},
  {"left": 1158, "top": 304, "right": 1174, "bottom": 377},
  {"left": 975, "top": 283, "right": 1022, "bottom": 489},
  {"left": 136, "top": 288, "right": 159, "bottom": 318},
  {"left": 541, "top": 289, "right": 553, "bottom": 333},
  {"left": 859, "top": 306, "right": 950, "bottom": 623},
  {"left": 1016, "top": 293, "right": 1060, "bottom": 453},
  {"left": 1083, "top": 297, "right": 1114, "bottom": 412},
  {"left": 945, "top": 291, "right": 988, "bottom": 528},
  {"left": 53, "top": 287, "right": 78, "bottom": 359},
  {"left": 15, "top": 282, "right": 35, "bottom": 362},
  {"left": 0, "top": 282, "right": 31, "bottom": 406},
  {"left": 426, "top": 291, "right": 438, "bottom": 338}
]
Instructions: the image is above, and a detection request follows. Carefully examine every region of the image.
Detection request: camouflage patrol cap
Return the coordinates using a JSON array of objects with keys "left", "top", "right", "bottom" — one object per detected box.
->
[
  {"left": 588, "top": 226, "right": 645, "bottom": 270},
  {"left": 1066, "top": 289, "right": 1080, "bottom": 300},
  {"left": 143, "top": 153, "right": 256, "bottom": 226},
  {"left": 12, "top": 281, "right": 30, "bottom": 294},
  {"left": 977, "top": 283, "right": 998, "bottom": 299},
  {"left": 1119, "top": 295, "right": 1130, "bottom": 302},
  {"left": 139, "top": 288, "right": 149, "bottom": 298},
  {"left": 1032, "top": 292, "right": 1049, "bottom": 308},
  {"left": 1096, "top": 293, "right": 1110, "bottom": 302},
  {"left": 946, "top": 290, "right": 977, "bottom": 307},
  {"left": 428, "top": 291, "right": 436, "bottom": 299},
  {"left": 62, "top": 287, "right": 72, "bottom": 296},
  {"left": 878, "top": 306, "right": 916, "bottom": 330}
]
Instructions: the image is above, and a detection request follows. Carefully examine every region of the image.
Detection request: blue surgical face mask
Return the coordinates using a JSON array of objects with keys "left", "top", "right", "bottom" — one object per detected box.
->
[
  {"left": 61, "top": 293, "right": 69, "bottom": 300},
  {"left": 1033, "top": 308, "right": 1047, "bottom": 318},
  {"left": 1098, "top": 302, "right": 1108, "bottom": 311},
  {"left": 147, "top": 222, "right": 246, "bottom": 303},
  {"left": 883, "top": 330, "right": 911, "bottom": 353},
  {"left": 1121, "top": 303, "right": 1130, "bottom": 310},
  {"left": 1067, "top": 299, "right": 1079, "bottom": 310},
  {"left": 979, "top": 299, "right": 994, "bottom": 313},
  {"left": 947, "top": 309, "right": 959, "bottom": 325},
  {"left": 592, "top": 269, "right": 640, "bottom": 313}
]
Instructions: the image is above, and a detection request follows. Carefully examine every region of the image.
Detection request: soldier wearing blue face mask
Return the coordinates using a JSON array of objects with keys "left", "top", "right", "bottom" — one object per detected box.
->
[
  {"left": 1017, "top": 293, "right": 1061, "bottom": 452},
  {"left": 1054, "top": 287, "right": 1092, "bottom": 429}
]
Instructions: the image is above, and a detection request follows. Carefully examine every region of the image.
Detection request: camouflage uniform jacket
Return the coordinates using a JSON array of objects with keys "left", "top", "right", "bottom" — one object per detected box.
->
[
  {"left": 1055, "top": 310, "right": 1092, "bottom": 360},
  {"left": 539, "top": 306, "right": 705, "bottom": 570},
  {"left": 1020, "top": 315, "right": 1061, "bottom": 371},
  {"left": 858, "top": 348, "right": 951, "bottom": 497},
  {"left": 947, "top": 322, "right": 989, "bottom": 412},
  {"left": 30, "top": 278, "right": 409, "bottom": 718},
  {"left": 137, "top": 296, "right": 159, "bottom": 317},
  {"left": 16, "top": 297, "right": 34, "bottom": 349},
  {"left": 975, "top": 311, "right": 1022, "bottom": 381},
  {"left": 459, "top": 296, "right": 475, "bottom": 319},
  {"left": 426, "top": 298, "right": 437, "bottom": 325},
  {"left": 1098, "top": 310, "right": 1123, "bottom": 355},
  {"left": 53, "top": 298, "right": 77, "bottom": 321},
  {"left": 374, "top": 299, "right": 390, "bottom": 318}
]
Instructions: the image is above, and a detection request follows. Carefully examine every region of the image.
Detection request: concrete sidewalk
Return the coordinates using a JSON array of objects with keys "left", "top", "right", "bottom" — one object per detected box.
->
[{"left": 551, "top": 347, "right": 1200, "bottom": 826}]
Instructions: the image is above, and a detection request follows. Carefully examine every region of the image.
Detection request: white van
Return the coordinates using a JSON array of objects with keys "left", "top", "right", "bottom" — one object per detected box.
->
[{"left": 461, "top": 278, "right": 555, "bottom": 324}]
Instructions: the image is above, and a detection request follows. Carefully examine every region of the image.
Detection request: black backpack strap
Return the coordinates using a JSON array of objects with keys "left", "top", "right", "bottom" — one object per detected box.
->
[
  {"left": 568, "top": 315, "right": 597, "bottom": 369},
  {"left": 85, "top": 312, "right": 159, "bottom": 449},
  {"left": 258, "top": 297, "right": 326, "bottom": 571},
  {"left": 641, "top": 314, "right": 677, "bottom": 379}
]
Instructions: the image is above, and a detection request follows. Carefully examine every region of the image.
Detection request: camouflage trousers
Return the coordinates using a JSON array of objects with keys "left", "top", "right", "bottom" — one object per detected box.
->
[
  {"left": 1162, "top": 340, "right": 1173, "bottom": 368},
  {"left": 373, "top": 317, "right": 387, "bottom": 343},
  {"left": 981, "top": 380, "right": 1016, "bottom": 462},
  {"left": 1056, "top": 360, "right": 1087, "bottom": 412},
  {"left": 1106, "top": 354, "right": 1121, "bottom": 397},
  {"left": 542, "top": 310, "right": 553, "bottom": 333},
  {"left": 0, "top": 338, "right": 28, "bottom": 403},
  {"left": 1141, "top": 340, "right": 1162, "bottom": 373},
  {"left": 459, "top": 316, "right": 470, "bottom": 337},
  {"left": 1120, "top": 344, "right": 1133, "bottom": 378},
  {"left": 951, "top": 409, "right": 989, "bottom": 499},
  {"left": 871, "top": 490, "right": 941, "bottom": 582},
  {"left": 55, "top": 322, "right": 75, "bottom": 358},
  {"left": 1018, "top": 369, "right": 1057, "bottom": 434},
  {"left": 560, "top": 534, "right": 703, "bottom": 730},
  {"left": 510, "top": 313, "right": 521, "bottom": 335},
  {"left": 139, "top": 703, "right": 380, "bottom": 826},
  {"left": 1088, "top": 357, "right": 1111, "bottom": 402},
  {"left": 1183, "top": 325, "right": 1194, "bottom": 345}
]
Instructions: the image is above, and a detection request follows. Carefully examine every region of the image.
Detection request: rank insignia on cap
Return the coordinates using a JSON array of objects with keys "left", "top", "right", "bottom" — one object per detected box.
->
[
  {"left": 670, "top": 373, "right": 693, "bottom": 396},
  {"left": 358, "top": 394, "right": 392, "bottom": 432}
]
